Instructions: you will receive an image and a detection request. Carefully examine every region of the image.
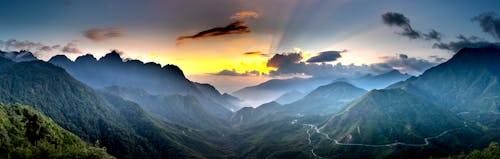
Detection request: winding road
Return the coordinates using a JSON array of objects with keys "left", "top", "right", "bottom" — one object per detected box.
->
[{"left": 302, "top": 122, "right": 468, "bottom": 158}]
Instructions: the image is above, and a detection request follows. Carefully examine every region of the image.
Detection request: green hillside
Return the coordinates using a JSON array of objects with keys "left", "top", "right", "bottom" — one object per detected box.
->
[
  {"left": 0, "top": 103, "right": 113, "bottom": 159},
  {"left": 393, "top": 47, "right": 500, "bottom": 113},
  {"left": 322, "top": 89, "right": 463, "bottom": 144},
  {"left": 436, "top": 142, "right": 500, "bottom": 159},
  {"left": 102, "top": 86, "right": 228, "bottom": 131},
  {"left": 284, "top": 81, "right": 367, "bottom": 116},
  {"left": 0, "top": 60, "right": 223, "bottom": 158}
]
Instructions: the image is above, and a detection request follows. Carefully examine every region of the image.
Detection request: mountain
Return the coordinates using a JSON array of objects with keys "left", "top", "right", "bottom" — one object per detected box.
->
[
  {"left": 232, "top": 77, "right": 334, "bottom": 106},
  {"left": 444, "top": 142, "right": 499, "bottom": 159},
  {"left": 102, "top": 86, "right": 229, "bottom": 130},
  {"left": 221, "top": 93, "right": 244, "bottom": 111},
  {"left": 321, "top": 89, "right": 463, "bottom": 144},
  {"left": 226, "top": 47, "right": 500, "bottom": 159},
  {"left": 273, "top": 90, "right": 306, "bottom": 105},
  {"left": 229, "top": 102, "right": 282, "bottom": 127},
  {"left": 48, "top": 51, "right": 235, "bottom": 118},
  {"left": 0, "top": 50, "right": 38, "bottom": 62},
  {"left": 0, "top": 59, "right": 226, "bottom": 158},
  {"left": 305, "top": 47, "right": 500, "bottom": 158},
  {"left": 231, "top": 82, "right": 366, "bottom": 127},
  {"left": 348, "top": 69, "right": 411, "bottom": 90},
  {"left": 392, "top": 47, "right": 500, "bottom": 113},
  {"left": 0, "top": 56, "right": 14, "bottom": 68},
  {"left": 233, "top": 69, "right": 409, "bottom": 106},
  {"left": 0, "top": 103, "right": 113, "bottom": 159},
  {"left": 283, "top": 81, "right": 367, "bottom": 116}
]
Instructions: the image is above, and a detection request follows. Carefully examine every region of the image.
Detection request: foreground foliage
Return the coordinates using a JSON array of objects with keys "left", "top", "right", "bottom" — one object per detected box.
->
[
  {"left": 436, "top": 142, "right": 500, "bottom": 159},
  {"left": 0, "top": 103, "right": 113, "bottom": 159}
]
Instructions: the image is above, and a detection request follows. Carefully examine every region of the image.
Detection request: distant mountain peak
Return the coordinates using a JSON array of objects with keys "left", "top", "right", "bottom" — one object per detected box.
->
[
  {"left": 314, "top": 81, "right": 363, "bottom": 91},
  {"left": 48, "top": 54, "right": 73, "bottom": 68},
  {"left": 449, "top": 47, "right": 500, "bottom": 64},
  {"left": 386, "top": 69, "right": 403, "bottom": 74},
  {"left": 0, "top": 50, "right": 38, "bottom": 62},
  {"left": 75, "top": 54, "right": 97, "bottom": 64},
  {"left": 163, "top": 64, "right": 185, "bottom": 78},
  {"left": 257, "top": 101, "right": 281, "bottom": 109},
  {"left": 99, "top": 51, "right": 123, "bottom": 63}
]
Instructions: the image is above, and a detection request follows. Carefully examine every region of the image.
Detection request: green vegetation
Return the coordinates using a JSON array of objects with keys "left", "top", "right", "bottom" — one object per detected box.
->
[
  {"left": 436, "top": 142, "right": 500, "bottom": 159},
  {"left": 323, "top": 89, "right": 463, "bottom": 144},
  {"left": 284, "top": 81, "right": 367, "bottom": 116},
  {"left": 102, "top": 86, "right": 228, "bottom": 130},
  {"left": 0, "top": 61, "right": 223, "bottom": 158},
  {"left": 0, "top": 103, "right": 113, "bottom": 159}
]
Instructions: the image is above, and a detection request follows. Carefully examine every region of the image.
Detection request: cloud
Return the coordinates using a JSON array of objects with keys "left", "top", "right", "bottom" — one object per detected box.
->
[
  {"left": 432, "top": 34, "right": 500, "bottom": 52},
  {"left": 0, "top": 39, "right": 61, "bottom": 52},
  {"left": 230, "top": 11, "right": 259, "bottom": 20},
  {"left": 0, "top": 50, "right": 39, "bottom": 62},
  {"left": 472, "top": 12, "right": 500, "bottom": 40},
  {"left": 243, "top": 51, "right": 268, "bottom": 57},
  {"left": 61, "top": 41, "right": 82, "bottom": 53},
  {"left": 39, "top": 45, "right": 61, "bottom": 52},
  {"left": 423, "top": 29, "right": 443, "bottom": 41},
  {"left": 266, "top": 53, "right": 302, "bottom": 68},
  {"left": 176, "top": 21, "right": 251, "bottom": 45},
  {"left": 382, "top": 12, "right": 410, "bottom": 27},
  {"left": 83, "top": 28, "right": 125, "bottom": 42},
  {"left": 382, "top": 12, "right": 421, "bottom": 39},
  {"left": 382, "top": 12, "right": 442, "bottom": 41},
  {"left": 266, "top": 52, "right": 438, "bottom": 77},
  {"left": 429, "top": 55, "right": 446, "bottom": 63},
  {"left": 374, "top": 53, "right": 438, "bottom": 74},
  {"left": 306, "top": 50, "right": 344, "bottom": 63},
  {"left": 213, "top": 69, "right": 261, "bottom": 76}
]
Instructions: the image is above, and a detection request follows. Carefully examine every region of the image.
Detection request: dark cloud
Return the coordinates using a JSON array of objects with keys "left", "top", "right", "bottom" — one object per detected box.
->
[
  {"left": 266, "top": 52, "right": 437, "bottom": 77},
  {"left": 177, "top": 21, "right": 251, "bottom": 45},
  {"left": 266, "top": 53, "right": 302, "bottom": 68},
  {"left": 243, "top": 51, "right": 268, "bottom": 57},
  {"left": 382, "top": 12, "right": 443, "bottom": 41},
  {"left": 306, "top": 50, "right": 344, "bottom": 63},
  {"left": 0, "top": 39, "right": 60, "bottom": 52},
  {"left": 399, "top": 54, "right": 408, "bottom": 59},
  {"left": 382, "top": 12, "right": 410, "bottom": 27},
  {"left": 433, "top": 34, "right": 500, "bottom": 52},
  {"left": 382, "top": 12, "right": 421, "bottom": 39},
  {"left": 61, "top": 41, "right": 82, "bottom": 53},
  {"left": 472, "top": 12, "right": 500, "bottom": 40},
  {"left": 399, "top": 28, "right": 421, "bottom": 39},
  {"left": 423, "top": 29, "right": 443, "bottom": 41},
  {"left": 267, "top": 55, "right": 370, "bottom": 77},
  {"left": 83, "top": 28, "right": 125, "bottom": 42},
  {"left": 375, "top": 54, "right": 438, "bottom": 74},
  {"left": 213, "top": 69, "right": 261, "bottom": 76},
  {"left": 39, "top": 45, "right": 61, "bottom": 52}
]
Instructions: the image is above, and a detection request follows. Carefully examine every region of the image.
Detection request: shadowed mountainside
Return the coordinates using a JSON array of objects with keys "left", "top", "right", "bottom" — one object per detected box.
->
[{"left": 49, "top": 51, "right": 238, "bottom": 117}]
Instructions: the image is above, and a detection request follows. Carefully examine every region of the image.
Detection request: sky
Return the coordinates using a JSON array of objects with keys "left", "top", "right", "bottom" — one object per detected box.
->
[{"left": 1, "top": 0, "right": 500, "bottom": 92}]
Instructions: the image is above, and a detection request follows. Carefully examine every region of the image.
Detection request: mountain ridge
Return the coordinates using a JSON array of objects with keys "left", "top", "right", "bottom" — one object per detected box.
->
[{"left": 48, "top": 51, "right": 237, "bottom": 118}]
